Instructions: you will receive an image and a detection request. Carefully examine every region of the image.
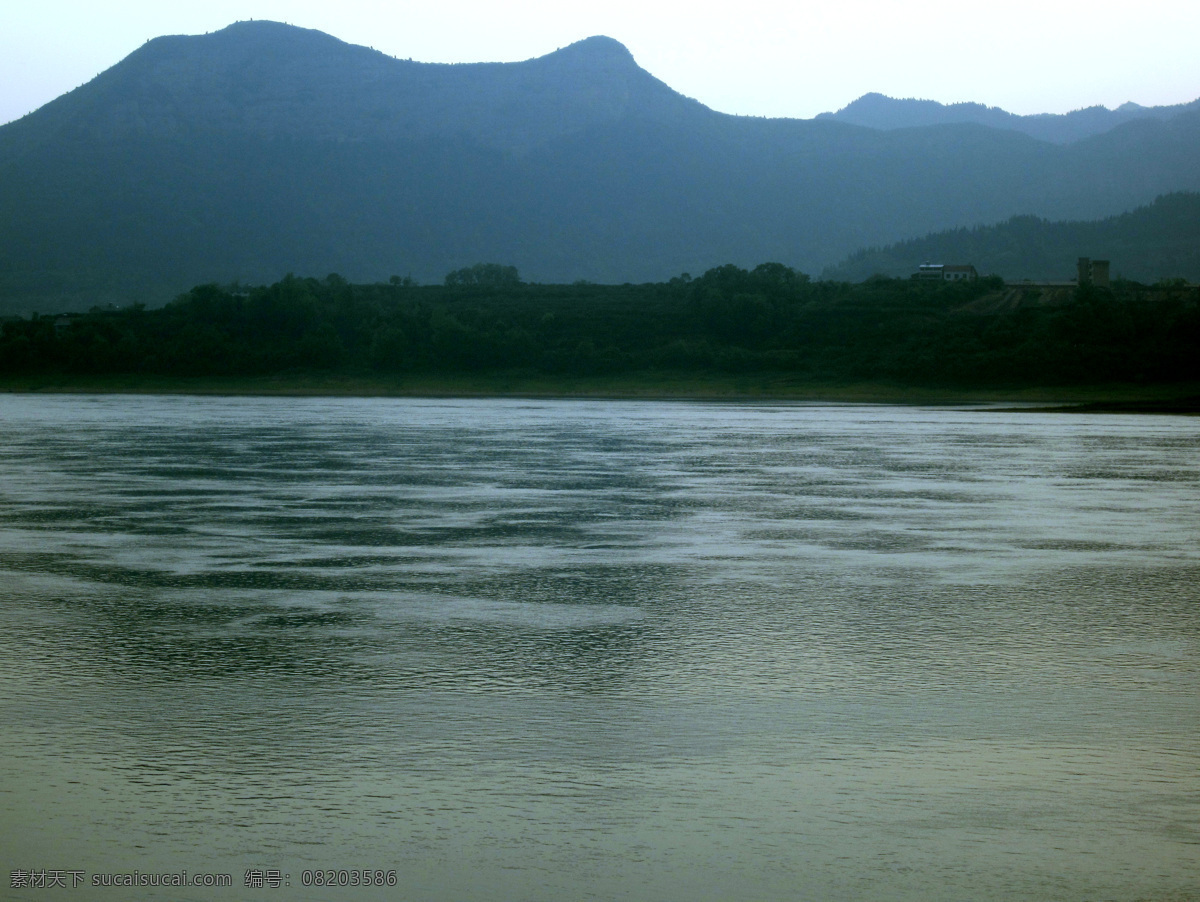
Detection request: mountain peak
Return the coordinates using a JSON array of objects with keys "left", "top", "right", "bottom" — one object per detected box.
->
[
  {"left": 156, "top": 19, "right": 347, "bottom": 52},
  {"left": 212, "top": 19, "right": 313, "bottom": 35},
  {"left": 559, "top": 36, "right": 634, "bottom": 58},
  {"left": 539, "top": 35, "right": 638, "bottom": 70}
]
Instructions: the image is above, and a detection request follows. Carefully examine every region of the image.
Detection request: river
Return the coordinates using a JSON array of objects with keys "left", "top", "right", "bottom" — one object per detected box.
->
[{"left": 1, "top": 395, "right": 1197, "bottom": 901}]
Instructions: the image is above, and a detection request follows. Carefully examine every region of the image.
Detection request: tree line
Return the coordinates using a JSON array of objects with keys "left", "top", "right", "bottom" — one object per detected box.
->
[{"left": 2, "top": 264, "right": 1198, "bottom": 386}]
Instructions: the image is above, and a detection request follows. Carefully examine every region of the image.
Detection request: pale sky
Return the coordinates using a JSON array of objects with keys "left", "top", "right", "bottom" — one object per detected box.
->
[{"left": 3, "top": 0, "right": 1199, "bottom": 127}]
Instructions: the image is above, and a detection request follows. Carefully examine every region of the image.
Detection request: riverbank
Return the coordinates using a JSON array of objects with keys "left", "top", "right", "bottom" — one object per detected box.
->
[{"left": 3, "top": 372, "right": 1199, "bottom": 410}]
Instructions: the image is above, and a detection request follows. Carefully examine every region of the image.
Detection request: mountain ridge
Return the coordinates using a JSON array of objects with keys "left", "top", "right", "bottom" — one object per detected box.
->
[
  {"left": 822, "top": 192, "right": 1200, "bottom": 283},
  {"left": 816, "top": 91, "right": 1200, "bottom": 144},
  {"left": 1, "top": 22, "right": 702, "bottom": 157},
  {"left": 1, "top": 21, "right": 1198, "bottom": 311}
]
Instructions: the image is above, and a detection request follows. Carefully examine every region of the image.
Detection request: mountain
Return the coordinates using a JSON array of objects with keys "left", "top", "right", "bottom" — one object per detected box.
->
[
  {"left": 0, "top": 24, "right": 699, "bottom": 156},
  {"left": 822, "top": 192, "right": 1200, "bottom": 283},
  {"left": 2, "top": 21, "right": 1199, "bottom": 312},
  {"left": 816, "top": 93, "right": 1200, "bottom": 144}
]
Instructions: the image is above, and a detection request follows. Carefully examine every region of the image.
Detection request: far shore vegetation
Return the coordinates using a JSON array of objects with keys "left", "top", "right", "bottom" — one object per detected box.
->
[{"left": 3, "top": 263, "right": 1198, "bottom": 408}]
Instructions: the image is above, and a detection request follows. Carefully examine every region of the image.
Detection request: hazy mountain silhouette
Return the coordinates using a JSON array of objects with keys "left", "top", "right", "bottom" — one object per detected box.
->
[
  {"left": 823, "top": 193, "right": 1200, "bottom": 283},
  {"left": 0, "top": 24, "right": 698, "bottom": 155},
  {"left": 816, "top": 93, "right": 1200, "bottom": 144},
  {"left": 2, "top": 21, "right": 1198, "bottom": 311}
]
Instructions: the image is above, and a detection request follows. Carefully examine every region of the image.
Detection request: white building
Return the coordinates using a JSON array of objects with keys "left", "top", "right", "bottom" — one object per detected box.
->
[{"left": 915, "top": 263, "right": 978, "bottom": 282}]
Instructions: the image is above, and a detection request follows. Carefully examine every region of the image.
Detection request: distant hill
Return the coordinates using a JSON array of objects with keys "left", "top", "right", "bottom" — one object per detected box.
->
[
  {"left": 822, "top": 193, "right": 1200, "bottom": 283},
  {"left": 0, "top": 26, "right": 700, "bottom": 157},
  {"left": 816, "top": 93, "right": 1200, "bottom": 144},
  {"left": 2, "top": 21, "right": 1199, "bottom": 312}
]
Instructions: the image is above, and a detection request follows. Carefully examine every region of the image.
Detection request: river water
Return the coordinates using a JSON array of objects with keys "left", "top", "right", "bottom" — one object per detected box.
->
[{"left": 0, "top": 394, "right": 1197, "bottom": 901}]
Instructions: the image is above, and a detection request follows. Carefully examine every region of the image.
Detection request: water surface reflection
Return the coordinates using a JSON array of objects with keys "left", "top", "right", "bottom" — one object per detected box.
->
[{"left": 1, "top": 396, "right": 1197, "bottom": 901}]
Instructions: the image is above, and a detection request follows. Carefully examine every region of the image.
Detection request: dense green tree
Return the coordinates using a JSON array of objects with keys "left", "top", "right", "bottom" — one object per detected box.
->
[
  {"left": 444, "top": 264, "right": 522, "bottom": 287},
  {"left": 1, "top": 265, "right": 1196, "bottom": 387}
]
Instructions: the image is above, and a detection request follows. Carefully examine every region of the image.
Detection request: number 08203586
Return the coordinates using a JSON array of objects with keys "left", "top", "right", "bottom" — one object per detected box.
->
[{"left": 301, "top": 870, "right": 398, "bottom": 887}]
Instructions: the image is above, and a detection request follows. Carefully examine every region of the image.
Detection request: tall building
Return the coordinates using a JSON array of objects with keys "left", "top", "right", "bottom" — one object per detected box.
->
[{"left": 1077, "top": 257, "right": 1111, "bottom": 288}]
